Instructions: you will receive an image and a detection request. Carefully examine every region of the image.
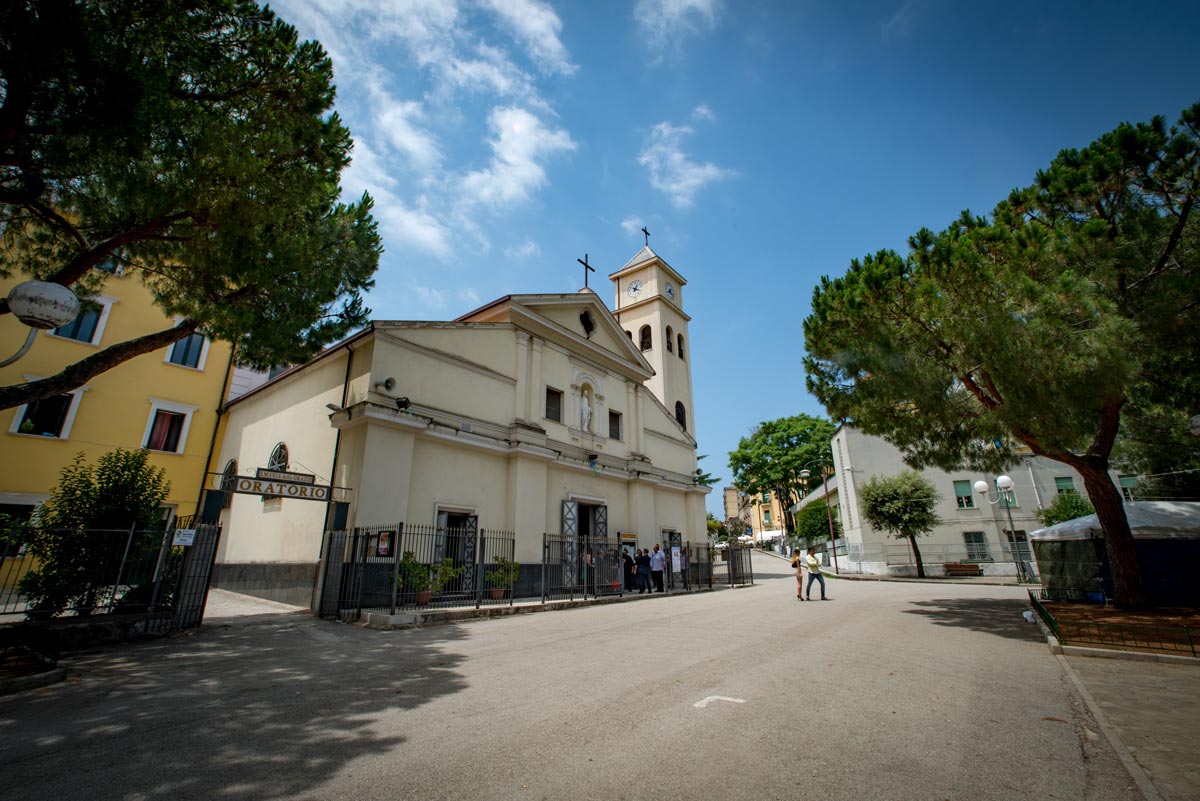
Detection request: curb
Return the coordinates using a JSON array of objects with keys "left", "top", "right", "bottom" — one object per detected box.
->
[
  {"left": 361, "top": 587, "right": 718, "bottom": 629},
  {"left": 1054, "top": 653, "right": 1166, "bottom": 801},
  {"left": 1032, "top": 612, "right": 1200, "bottom": 666},
  {"left": 0, "top": 667, "right": 67, "bottom": 696}
]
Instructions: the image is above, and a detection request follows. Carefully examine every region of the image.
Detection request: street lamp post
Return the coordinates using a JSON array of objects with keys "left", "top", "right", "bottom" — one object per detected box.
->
[
  {"left": 973, "top": 476, "right": 1028, "bottom": 582},
  {"left": 800, "top": 460, "right": 839, "bottom": 574}
]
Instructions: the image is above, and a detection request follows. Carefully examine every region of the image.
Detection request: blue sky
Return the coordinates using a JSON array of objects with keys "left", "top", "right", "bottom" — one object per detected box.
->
[{"left": 269, "top": 0, "right": 1200, "bottom": 518}]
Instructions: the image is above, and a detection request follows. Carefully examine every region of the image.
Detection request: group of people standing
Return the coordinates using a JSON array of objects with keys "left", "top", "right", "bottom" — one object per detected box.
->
[
  {"left": 622, "top": 544, "right": 666, "bottom": 594},
  {"left": 792, "top": 547, "right": 828, "bottom": 601}
]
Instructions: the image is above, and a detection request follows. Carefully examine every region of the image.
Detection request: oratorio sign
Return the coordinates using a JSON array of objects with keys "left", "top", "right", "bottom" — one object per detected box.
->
[{"left": 234, "top": 477, "right": 330, "bottom": 501}]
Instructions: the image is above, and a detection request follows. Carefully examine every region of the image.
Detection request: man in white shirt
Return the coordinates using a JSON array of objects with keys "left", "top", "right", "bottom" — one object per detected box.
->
[
  {"left": 805, "top": 547, "right": 828, "bottom": 600},
  {"left": 649, "top": 544, "right": 667, "bottom": 593}
]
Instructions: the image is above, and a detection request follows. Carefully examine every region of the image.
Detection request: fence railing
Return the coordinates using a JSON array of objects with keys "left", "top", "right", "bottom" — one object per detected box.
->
[
  {"left": 318, "top": 525, "right": 716, "bottom": 618},
  {"left": 0, "top": 517, "right": 220, "bottom": 634},
  {"left": 1, "top": 525, "right": 168, "bottom": 618},
  {"left": 835, "top": 541, "right": 1037, "bottom": 577},
  {"left": 711, "top": 544, "right": 754, "bottom": 587},
  {"left": 1029, "top": 591, "right": 1198, "bottom": 658},
  {"left": 322, "top": 524, "right": 518, "bottom": 620}
]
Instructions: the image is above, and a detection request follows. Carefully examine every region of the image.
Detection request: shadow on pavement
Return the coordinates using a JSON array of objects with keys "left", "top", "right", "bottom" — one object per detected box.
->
[
  {"left": 902, "top": 597, "right": 1042, "bottom": 642},
  {"left": 0, "top": 616, "right": 469, "bottom": 801}
]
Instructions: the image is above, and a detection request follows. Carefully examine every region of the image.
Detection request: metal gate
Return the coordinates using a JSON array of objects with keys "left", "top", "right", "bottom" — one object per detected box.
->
[{"left": 145, "top": 517, "right": 222, "bottom": 634}]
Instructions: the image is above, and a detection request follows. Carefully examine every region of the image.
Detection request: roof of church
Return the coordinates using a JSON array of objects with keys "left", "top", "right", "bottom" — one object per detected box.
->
[{"left": 608, "top": 245, "right": 686, "bottom": 285}]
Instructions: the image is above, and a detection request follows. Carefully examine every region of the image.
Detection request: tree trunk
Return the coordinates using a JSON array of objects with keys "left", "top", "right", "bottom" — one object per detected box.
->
[
  {"left": 907, "top": 535, "right": 925, "bottom": 578},
  {"left": 1075, "top": 460, "right": 1147, "bottom": 608},
  {"left": 777, "top": 486, "right": 796, "bottom": 534},
  {"left": 0, "top": 319, "right": 199, "bottom": 410}
]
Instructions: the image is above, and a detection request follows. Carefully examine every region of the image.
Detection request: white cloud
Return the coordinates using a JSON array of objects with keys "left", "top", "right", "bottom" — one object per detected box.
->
[
  {"left": 692, "top": 103, "right": 715, "bottom": 121},
  {"left": 634, "top": 0, "right": 721, "bottom": 55},
  {"left": 375, "top": 202, "right": 454, "bottom": 261},
  {"left": 882, "top": 1, "right": 917, "bottom": 41},
  {"left": 479, "top": 0, "right": 577, "bottom": 76},
  {"left": 505, "top": 238, "right": 543, "bottom": 259},
  {"left": 621, "top": 216, "right": 645, "bottom": 237},
  {"left": 457, "top": 287, "right": 483, "bottom": 307},
  {"left": 413, "top": 284, "right": 449, "bottom": 311},
  {"left": 637, "top": 122, "right": 733, "bottom": 209},
  {"left": 374, "top": 97, "right": 442, "bottom": 172},
  {"left": 461, "top": 107, "right": 576, "bottom": 208}
]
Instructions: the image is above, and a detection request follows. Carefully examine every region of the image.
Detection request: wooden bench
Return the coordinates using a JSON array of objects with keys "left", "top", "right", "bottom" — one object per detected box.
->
[{"left": 943, "top": 562, "right": 983, "bottom": 577}]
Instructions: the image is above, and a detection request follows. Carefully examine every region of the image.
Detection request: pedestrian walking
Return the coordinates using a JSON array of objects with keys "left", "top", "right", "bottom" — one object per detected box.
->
[
  {"left": 622, "top": 548, "right": 635, "bottom": 591},
  {"left": 650, "top": 543, "right": 666, "bottom": 593},
  {"left": 791, "top": 550, "right": 806, "bottom": 600},
  {"left": 635, "top": 549, "right": 652, "bottom": 594},
  {"left": 805, "top": 547, "right": 828, "bottom": 601}
]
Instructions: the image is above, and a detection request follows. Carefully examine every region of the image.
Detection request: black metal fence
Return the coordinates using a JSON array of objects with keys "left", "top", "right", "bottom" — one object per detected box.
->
[
  {"left": 0, "top": 516, "right": 220, "bottom": 634},
  {"left": 711, "top": 544, "right": 754, "bottom": 587},
  {"left": 319, "top": 524, "right": 518, "bottom": 620},
  {"left": 317, "top": 525, "right": 717, "bottom": 617},
  {"left": 542, "top": 534, "right": 625, "bottom": 601},
  {"left": 1029, "top": 591, "right": 1198, "bottom": 657}
]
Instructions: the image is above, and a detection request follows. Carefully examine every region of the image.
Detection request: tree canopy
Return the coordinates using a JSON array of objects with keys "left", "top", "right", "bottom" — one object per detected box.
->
[
  {"left": 0, "top": 0, "right": 381, "bottom": 409},
  {"left": 727, "top": 414, "right": 836, "bottom": 534},
  {"left": 858, "top": 471, "right": 940, "bottom": 577},
  {"left": 794, "top": 501, "right": 841, "bottom": 546},
  {"left": 803, "top": 102, "right": 1200, "bottom": 606},
  {"left": 1035, "top": 491, "right": 1095, "bottom": 529}
]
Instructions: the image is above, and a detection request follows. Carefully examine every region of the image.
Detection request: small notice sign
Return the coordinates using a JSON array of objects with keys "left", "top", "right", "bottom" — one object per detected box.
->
[{"left": 173, "top": 529, "right": 196, "bottom": 547}]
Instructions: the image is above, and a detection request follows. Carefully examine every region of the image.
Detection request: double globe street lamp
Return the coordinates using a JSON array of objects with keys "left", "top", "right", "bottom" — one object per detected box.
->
[{"left": 973, "top": 475, "right": 1031, "bottom": 582}]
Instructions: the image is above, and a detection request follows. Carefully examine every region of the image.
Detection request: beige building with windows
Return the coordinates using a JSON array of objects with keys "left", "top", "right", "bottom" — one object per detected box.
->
[
  {"left": 207, "top": 246, "right": 710, "bottom": 605},
  {"left": 829, "top": 425, "right": 1137, "bottom": 576}
]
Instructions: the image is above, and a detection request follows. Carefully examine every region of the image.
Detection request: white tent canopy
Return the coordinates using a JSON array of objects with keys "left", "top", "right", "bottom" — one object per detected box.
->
[{"left": 1030, "top": 501, "right": 1200, "bottom": 542}]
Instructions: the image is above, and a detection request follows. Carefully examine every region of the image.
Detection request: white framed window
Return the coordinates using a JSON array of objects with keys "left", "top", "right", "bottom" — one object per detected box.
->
[
  {"left": 1054, "top": 476, "right": 1077, "bottom": 495},
  {"left": 545, "top": 387, "right": 563, "bottom": 423},
  {"left": 608, "top": 410, "right": 622, "bottom": 441},
  {"left": 953, "top": 480, "right": 975, "bottom": 509},
  {"left": 47, "top": 295, "right": 117, "bottom": 346},
  {"left": 141, "top": 398, "right": 198, "bottom": 454},
  {"left": 165, "top": 330, "right": 210, "bottom": 371},
  {"left": 9, "top": 387, "right": 86, "bottom": 440}
]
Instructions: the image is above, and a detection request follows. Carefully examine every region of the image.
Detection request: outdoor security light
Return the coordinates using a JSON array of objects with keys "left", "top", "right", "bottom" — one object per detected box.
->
[{"left": 800, "top": 469, "right": 811, "bottom": 480}]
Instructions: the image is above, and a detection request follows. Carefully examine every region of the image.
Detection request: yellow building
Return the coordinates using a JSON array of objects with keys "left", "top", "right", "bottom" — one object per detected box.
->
[
  {"left": 0, "top": 271, "right": 233, "bottom": 524},
  {"left": 721, "top": 486, "right": 788, "bottom": 537}
]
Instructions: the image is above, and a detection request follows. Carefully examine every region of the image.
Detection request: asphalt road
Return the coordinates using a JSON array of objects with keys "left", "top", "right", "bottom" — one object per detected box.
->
[{"left": 0, "top": 555, "right": 1143, "bottom": 801}]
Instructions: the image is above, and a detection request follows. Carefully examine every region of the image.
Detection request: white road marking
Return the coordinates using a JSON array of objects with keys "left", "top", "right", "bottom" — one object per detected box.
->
[{"left": 693, "top": 696, "right": 746, "bottom": 708}]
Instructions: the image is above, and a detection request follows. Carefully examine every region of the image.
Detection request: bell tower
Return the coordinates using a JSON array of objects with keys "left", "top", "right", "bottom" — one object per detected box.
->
[{"left": 610, "top": 245, "right": 695, "bottom": 435}]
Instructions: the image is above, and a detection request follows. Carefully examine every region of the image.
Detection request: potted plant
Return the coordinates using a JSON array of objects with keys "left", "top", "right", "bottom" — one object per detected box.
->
[
  {"left": 485, "top": 556, "right": 519, "bottom": 600},
  {"left": 395, "top": 551, "right": 432, "bottom": 606},
  {"left": 430, "top": 558, "right": 465, "bottom": 594}
]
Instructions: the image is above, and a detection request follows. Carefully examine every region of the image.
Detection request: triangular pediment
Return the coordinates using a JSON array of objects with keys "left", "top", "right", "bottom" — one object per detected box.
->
[{"left": 458, "top": 291, "right": 654, "bottom": 382}]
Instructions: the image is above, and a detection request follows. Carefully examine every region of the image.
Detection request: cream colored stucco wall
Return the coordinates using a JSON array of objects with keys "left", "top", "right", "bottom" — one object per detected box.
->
[{"left": 214, "top": 351, "right": 348, "bottom": 565}]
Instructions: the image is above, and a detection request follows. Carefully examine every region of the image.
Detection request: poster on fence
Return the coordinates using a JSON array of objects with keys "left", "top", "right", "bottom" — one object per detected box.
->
[{"left": 671, "top": 545, "right": 683, "bottom": 573}]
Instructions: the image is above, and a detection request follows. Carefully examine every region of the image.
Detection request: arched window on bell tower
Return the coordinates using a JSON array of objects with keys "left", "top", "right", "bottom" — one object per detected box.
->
[
  {"left": 639, "top": 325, "right": 652, "bottom": 352},
  {"left": 677, "top": 334, "right": 685, "bottom": 360},
  {"left": 666, "top": 325, "right": 674, "bottom": 353},
  {"left": 674, "top": 401, "right": 687, "bottom": 431}
]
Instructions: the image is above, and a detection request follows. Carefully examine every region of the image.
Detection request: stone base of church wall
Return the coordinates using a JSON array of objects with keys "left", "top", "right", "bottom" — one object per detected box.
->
[{"left": 210, "top": 562, "right": 319, "bottom": 608}]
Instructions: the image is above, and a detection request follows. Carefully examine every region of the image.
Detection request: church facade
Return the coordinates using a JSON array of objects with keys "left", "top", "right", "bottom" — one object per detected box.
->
[{"left": 207, "top": 247, "right": 710, "bottom": 605}]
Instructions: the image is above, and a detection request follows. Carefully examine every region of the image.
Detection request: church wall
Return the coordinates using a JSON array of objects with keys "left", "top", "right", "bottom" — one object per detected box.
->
[
  {"left": 368, "top": 328, "right": 517, "bottom": 425},
  {"left": 211, "top": 352, "right": 347, "bottom": 605},
  {"left": 537, "top": 304, "right": 628, "bottom": 359}
]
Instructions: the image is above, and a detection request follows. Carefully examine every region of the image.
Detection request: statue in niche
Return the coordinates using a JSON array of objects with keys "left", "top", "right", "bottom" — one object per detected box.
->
[{"left": 580, "top": 388, "right": 592, "bottom": 432}]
